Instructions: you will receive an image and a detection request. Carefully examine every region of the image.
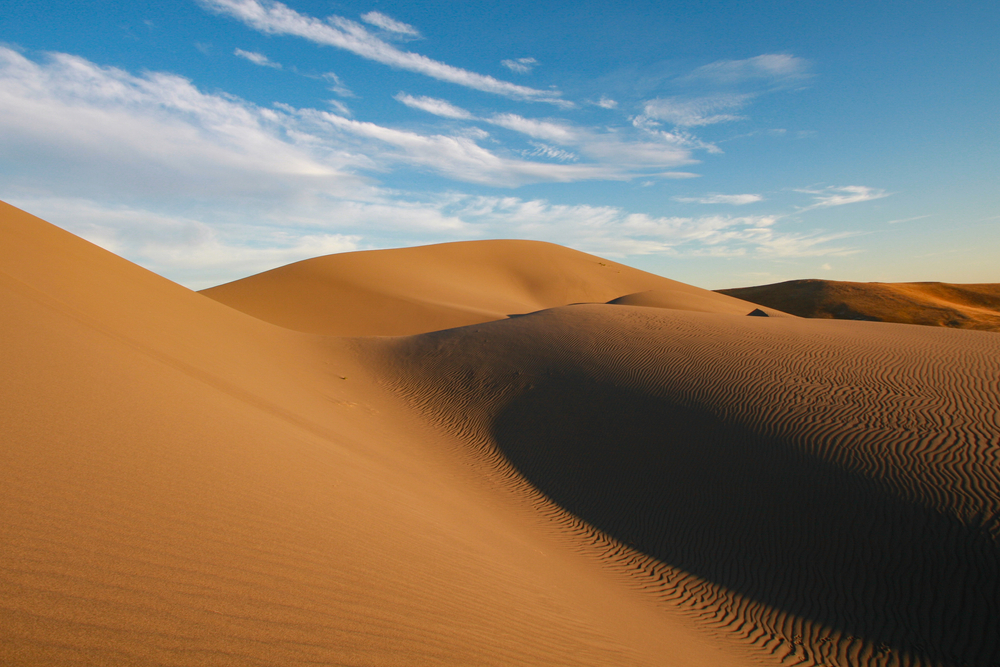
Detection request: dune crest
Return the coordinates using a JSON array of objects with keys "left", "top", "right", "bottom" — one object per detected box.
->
[{"left": 201, "top": 240, "right": 779, "bottom": 335}]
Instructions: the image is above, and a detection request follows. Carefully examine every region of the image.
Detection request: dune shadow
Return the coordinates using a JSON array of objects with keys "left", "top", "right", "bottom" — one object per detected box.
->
[{"left": 491, "top": 376, "right": 1000, "bottom": 666}]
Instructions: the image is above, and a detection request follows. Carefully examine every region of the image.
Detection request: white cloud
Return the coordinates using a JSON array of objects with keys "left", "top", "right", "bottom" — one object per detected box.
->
[
  {"left": 438, "top": 195, "right": 855, "bottom": 259},
  {"left": 388, "top": 96, "right": 699, "bottom": 173},
  {"left": 521, "top": 142, "right": 578, "bottom": 162},
  {"left": 233, "top": 48, "right": 281, "bottom": 68},
  {"left": 0, "top": 47, "right": 698, "bottom": 201},
  {"left": 487, "top": 113, "right": 577, "bottom": 143},
  {"left": 322, "top": 71, "right": 353, "bottom": 97},
  {"left": 595, "top": 95, "right": 617, "bottom": 109},
  {"left": 887, "top": 214, "right": 930, "bottom": 224},
  {"left": 394, "top": 92, "right": 474, "bottom": 119},
  {"left": 312, "top": 110, "right": 623, "bottom": 186},
  {"left": 686, "top": 54, "right": 812, "bottom": 87},
  {"left": 200, "top": 0, "right": 569, "bottom": 105},
  {"left": 0, "top": 47, "right": 366, "bottom": 201},
  {"left": 360, "top": 11, "right": 421, "bottom": 38},
  {"left": 674, "top": 194, "right": 763, "bottom": 205},
  {"left": 796, "top": 185, "right": 891, "bottom": 211},
  {"left": 326, "top": 99, "right": 352, "bottom": 116},
  {"left": 501, "top": 57, "right": 537, "bottom": 74},
  {"left": 639, "top": 95, "right": 748, "bottom": 127}
]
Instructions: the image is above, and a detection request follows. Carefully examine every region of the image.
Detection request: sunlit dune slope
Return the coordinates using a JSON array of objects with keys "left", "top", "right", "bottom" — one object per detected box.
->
[
  {"left": 719, "top": 279, "right": 1000, "bottom": 331},
  {"left": 1, "top": 200, "right": 753, "bottom": 666},
  {"left": 371, "top": 304, "right": 1000, "bottom": 667},
  {"left": 201, "top": 240, "right": 783, "bottom": 335}
]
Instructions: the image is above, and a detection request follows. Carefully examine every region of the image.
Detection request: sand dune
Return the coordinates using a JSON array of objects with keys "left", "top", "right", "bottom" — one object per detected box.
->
[
  {"left": 719, "top": 279, "right": 1000, "bottom": 331},
  {"left": 372, "top": 307, "right": 1000, "bottom": 667},
  {"left": 201, "top": 240, "right": 782, "bottom": 336},
  {"left": 0, "top": 201, "right": 751, "bottom": 665},
  {"left": 4, "top": 199, "right": 1000, "bottom": 666}
]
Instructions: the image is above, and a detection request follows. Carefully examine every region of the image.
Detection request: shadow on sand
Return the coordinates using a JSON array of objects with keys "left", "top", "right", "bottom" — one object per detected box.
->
[{"left": 491, "top": 376, "right": 1000, "bottom": 666}]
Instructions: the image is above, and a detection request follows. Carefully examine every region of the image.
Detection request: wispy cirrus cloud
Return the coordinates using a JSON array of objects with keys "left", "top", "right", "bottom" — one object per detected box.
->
[
  {"left": 0, "top": 47, "right": 365, "bottom": 200},
  {"left": 501, "top": 57, "right": 537, "bottom": 74},
  {"left": 360, "top": 11, "right": 421, "bottom": 38},
  {"left": 0, "top": 47, "right": 693, "bottom": 201},
  {"left": 674, "top": 193, "right": 764, "bottom": 205},
  {"left": 394, "top": 92, "right": 474, "bottom": 119},
  {"left": 638, "top": 94, "right": 749, "bottom": 127},
  {"left": 685, "top": 54, "right": 812, "bottom": 87},
  {"left": 521, "top": 142, "right": 578, "bottom": 162},
  {"left": 199, "top": 0, "right": 569, "bottom": 105},
  {"left": 323, "top": 71, "right": 353, "bottom": 97},
  {"left": 438, "top": 195, "right": 855, "bottom": 259},
  {"left": 311, "top": 110, "right": 624, "bottom": 186},
  {"left": 234, "top": 48, "right": 281, "bottom": 68},
  {"left": 887, "top": 214, "right": 930, "bottom": 224},
  {"left": 391, "top": 93, "right": 699, "bottom": 171},
  {"left": 796, "top": 185, "right": 891, "bottom": 211},
  {"left": 487, "top": 112, "right": 577, "bottom": 143}
]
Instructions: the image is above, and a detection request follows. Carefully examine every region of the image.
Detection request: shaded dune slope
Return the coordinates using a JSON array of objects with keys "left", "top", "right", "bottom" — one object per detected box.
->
[
  {"left": 370, "top": 307, "right": 1000, "bottom": 667},
  {"left": 720, "top": 279, "right": 1000, "bottom": 331},
  {"left": 201, "top": 240, "right": 785, "bottom": 336},
  {"left": 1, "top": 201, "right": 754, "bottom": 666}
]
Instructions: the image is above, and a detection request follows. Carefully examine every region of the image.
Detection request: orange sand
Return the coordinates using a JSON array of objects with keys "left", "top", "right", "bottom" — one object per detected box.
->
[
  {"left": 3, "top": 199, "right": 999, "bottom": 667},
  {"left": 720, "top": 278, "right": 1000, "bottom": 331}
]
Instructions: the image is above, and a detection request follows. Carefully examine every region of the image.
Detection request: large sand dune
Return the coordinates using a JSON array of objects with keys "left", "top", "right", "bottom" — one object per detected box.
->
[
  {"left": 719, "top": 279, "right": 1000, "bottom": 331},
  {"left": 201, "top": 240, "right": 785, "bottom": 336},
  {"left": 3, "top": 199, "right": 1000, "bottom": 666}
]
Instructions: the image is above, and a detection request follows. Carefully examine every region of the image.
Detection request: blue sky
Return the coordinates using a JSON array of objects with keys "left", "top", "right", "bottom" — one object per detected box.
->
[{"left": 1, "top": 0, "right": 997, "bottom": 289}]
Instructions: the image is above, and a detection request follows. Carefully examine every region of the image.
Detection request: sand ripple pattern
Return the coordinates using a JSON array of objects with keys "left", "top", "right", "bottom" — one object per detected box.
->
[{"left": 368, "top": 305, "right": 1000, "bottom": 667}]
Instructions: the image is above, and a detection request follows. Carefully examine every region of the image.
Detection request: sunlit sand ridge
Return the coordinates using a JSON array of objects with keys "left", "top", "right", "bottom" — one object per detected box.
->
[
  {"left": 720, "top": 279, "right": 1000, "bottom": 331},
  {"left": 3, "top": 199, "right": 999, "bottom": 666}
]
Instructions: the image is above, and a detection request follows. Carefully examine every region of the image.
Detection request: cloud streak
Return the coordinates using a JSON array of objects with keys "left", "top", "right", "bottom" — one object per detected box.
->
[
  {"left": 638, "top": 95, "right": 749, "bottom": 127},
  {"left": 394, "top": 92, "right": 474, "bottom": 119},
  {"left": 234, "top": 48, "right": 281, "bottom": 68},
  {"left": 686, "top": 54, "right": 812, "bottom": 87},
  {"left": 200, "top": 0, "right": 569, "bottom": 104},
  {"left": 501, "top": 57, "right": 537, "bottom": 74},
  {"left": 360, "top": 11, "right": 421, "bottom": 38},
  {"left": 796, "top": 185, "right": 891, "bottom": 211},
  {"left": 674, "top": 194, "right": 764, "bottom": 205}
]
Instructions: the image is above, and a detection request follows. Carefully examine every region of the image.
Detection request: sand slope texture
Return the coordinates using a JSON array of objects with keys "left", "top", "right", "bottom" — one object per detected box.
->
[
  {"left": 3, "top": 199, "right": 1000, "bottom": 667},
  {"left": 719, "top": 278, "right": 1000, "bottom": 332}
]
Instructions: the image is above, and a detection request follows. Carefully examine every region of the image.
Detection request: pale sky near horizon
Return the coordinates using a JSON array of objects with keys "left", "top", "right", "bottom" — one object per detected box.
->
[{"left": 1, "top": 0, "right": 997, "bottom": 289}]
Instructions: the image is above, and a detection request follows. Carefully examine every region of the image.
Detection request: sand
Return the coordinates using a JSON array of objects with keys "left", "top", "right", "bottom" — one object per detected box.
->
[
  {"left": 3, "top": 199, "right": 999, "bottom": 667},
  {"left": 200, "top": 240, "right": 786, "bottom": 336},
  {"left": 720, "top": 278, "right": 1000, "bottom": 332}
]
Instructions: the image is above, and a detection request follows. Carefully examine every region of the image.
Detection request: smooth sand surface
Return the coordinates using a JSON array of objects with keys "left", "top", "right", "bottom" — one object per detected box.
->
[
  {"left": 200, "top": 240, "right": 782, "bottom": 336},
  {"left": 720, "top": 279, "right": 1000, "bottom": 331},
  {"left": 4, "top": 199, "right": 1000, "bottom": 666}
]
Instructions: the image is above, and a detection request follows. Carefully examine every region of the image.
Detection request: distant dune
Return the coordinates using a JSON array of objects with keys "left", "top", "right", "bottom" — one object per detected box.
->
[
  {"left": 719, "top": 279, "right": 1000, "bottom": 331},
  {"left": 3, "top": 199, "right": 999, "bottom": 667},
  {"left": 200, "top": 240, "right": 786, "bottom": 336}
]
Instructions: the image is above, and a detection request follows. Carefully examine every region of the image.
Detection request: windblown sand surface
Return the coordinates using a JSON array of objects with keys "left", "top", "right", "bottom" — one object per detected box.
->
[
  {"left": 3, "top": 199, "right": 999, "bottom": 667},
  {"left": 719, "top": 279, "right": 1000, "bottom": 332}
]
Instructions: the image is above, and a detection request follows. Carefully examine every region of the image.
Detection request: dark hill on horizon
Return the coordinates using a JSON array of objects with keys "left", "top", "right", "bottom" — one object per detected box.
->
[{"left": 719, "top": 279, "right": 1000, "bottom": 332}]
